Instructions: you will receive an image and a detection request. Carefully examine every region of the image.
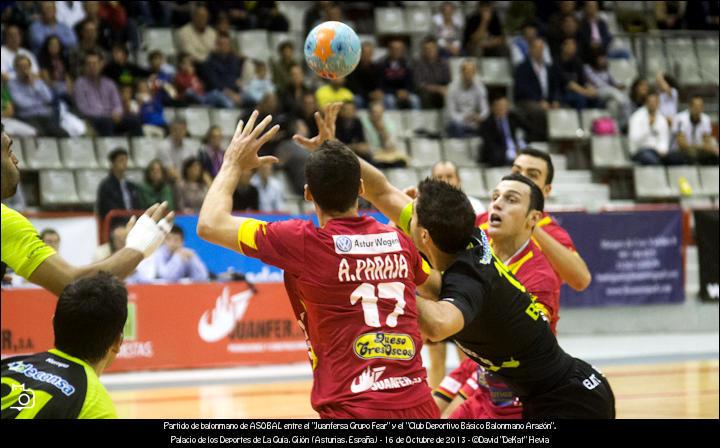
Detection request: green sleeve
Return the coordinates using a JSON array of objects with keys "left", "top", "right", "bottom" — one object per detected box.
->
[
  {"left": 77, "top": 366, "right": 117, "bottom": 419},
  {"left": 1, "top": 204, "right": 56, "bottom": 279}
]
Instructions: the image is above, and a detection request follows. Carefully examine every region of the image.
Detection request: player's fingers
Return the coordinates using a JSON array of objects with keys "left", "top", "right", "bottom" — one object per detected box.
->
[
  {"left": 242, "top": 110, "right": 259, "bottom": 137},
  {"left": 250, "top": 115, "right": 273, "bottom": 140},
  {"left": 125, "top": 215, "right": 137, "bottom": 231},
  {"left": 232, "top": 119, "right": 245, "bottom": 142},
  {"left": 258, "top": 155, "right": 280, "bottom": 166},
  {"left": 150, "top": 201, "right": 168, "bottom": 222},
  {"left": 143, "top": 203, "right": 159, "bottom": 217},
  {"left": 313, "top": 111, "right": 324, "bottom": 133},
  {"left": 292, "top": 134, "right": 314, "bottom": 148},
  {"left": 257, "top": 124, "right": 280, "bottom": 146}
]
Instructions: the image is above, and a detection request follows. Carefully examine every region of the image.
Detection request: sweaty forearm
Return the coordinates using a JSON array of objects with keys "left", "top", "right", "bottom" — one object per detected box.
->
[
  {"left": 198, "top": 164, "right": 241, "bottom": 234},
  {"left": 534, "top": 227, "right": 591, "bottom": 291}
]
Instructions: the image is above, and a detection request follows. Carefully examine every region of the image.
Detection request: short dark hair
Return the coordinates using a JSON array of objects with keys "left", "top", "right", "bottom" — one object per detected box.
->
[
  {"left": 149, "top": 49, "right": 164, "bottom": 60},
  {"left": 53, "top": 272, "right": 128, "bottom": 363},
  {"left": 518, "top": 148, "right": 554, "bottom": 185},
  {"left": 170, "top": 224, "right": 184, "bottom": 238},
  {"left": 421, "top": 35, "right": 437, "bottom": 45},
  {"left": 278, "top": 40, "right": 294, "bottom": 53},
  {"left": 500, "top": 173, "right": 545, "bottom": 213},
  {"left": 40, "top": 228, "right": 59, "bottom": 239},
  {"left": 416, "top": 178, "right": 475, "bottom": 253},
  {"left": 108, "top": 147, "right": 128, "bottom": 162},
  {"left": 304, "top": 140, "right": 361, "bottom": 213}
]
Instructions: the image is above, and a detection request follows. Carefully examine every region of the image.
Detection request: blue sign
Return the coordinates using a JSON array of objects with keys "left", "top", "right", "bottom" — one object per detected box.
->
[{"left": 557, "top": 209, "right": 684, "bottom": 307}]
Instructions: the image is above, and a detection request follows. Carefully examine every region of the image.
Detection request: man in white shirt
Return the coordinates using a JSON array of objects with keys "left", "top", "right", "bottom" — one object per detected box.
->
[
  {"left": 176, "top": 4, "right": 217, "bottom": 63},
  {"left": 672, "top": 96, "right": 719, "bottom": 165},
  {"left": 445, "top": 60, "right": 489, "bottom": 138},
  {"left": 55, "top": 1, "right": 86, "bottom": 29},
  {"left": 629, "top": 92, "right": 683, "bottom": 165},
  {"left": 250, "top": 163, "right": 285, "bottom": 212},
  {"left": 1, "top": 25, "right": 39, "bottom": 81},
  {"left": 156, "top": 118, "right": 199, "bottom": 180}
]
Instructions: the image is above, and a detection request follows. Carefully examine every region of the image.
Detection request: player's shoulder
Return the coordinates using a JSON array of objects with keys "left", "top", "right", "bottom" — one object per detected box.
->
[
  {"left": 538, "top": 213, "right": 570, "bottom": 237},
  {"left": 475, "top": 211, "right": 489, "bottom": 228},
  {"left": 518, "top": 241, "right": 561, "bottom": 289}
]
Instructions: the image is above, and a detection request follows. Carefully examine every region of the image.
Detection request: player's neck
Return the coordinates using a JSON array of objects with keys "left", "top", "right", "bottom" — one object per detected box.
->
[
  {"left": 492, "top": 233, "right": 531, "bottom": 263},
  {"left": 315, "top": 206, "right": 359, "bottom": 227}
]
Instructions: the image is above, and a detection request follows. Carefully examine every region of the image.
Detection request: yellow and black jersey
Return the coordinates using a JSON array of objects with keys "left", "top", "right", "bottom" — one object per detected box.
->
[{"left": 1, "top": 204, "right": 56, "bottom": 279}]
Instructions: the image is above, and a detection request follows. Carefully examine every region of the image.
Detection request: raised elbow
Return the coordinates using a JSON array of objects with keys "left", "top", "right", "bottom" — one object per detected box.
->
[
  {"left": 196, "top": 219, "right": 213, "bottom": 241},
  {"left": 569, "top": 272, "right": 592, "bottom": 292}
]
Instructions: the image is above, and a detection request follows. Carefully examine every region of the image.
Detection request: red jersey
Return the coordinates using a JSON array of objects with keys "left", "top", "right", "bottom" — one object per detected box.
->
[{"left": 238, "top": 216, "right": 433, "bottom": 412}]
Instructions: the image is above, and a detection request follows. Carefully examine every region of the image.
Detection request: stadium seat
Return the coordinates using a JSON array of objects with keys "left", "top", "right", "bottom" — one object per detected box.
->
[
  {"left": 383, "top": 110, "right": 406, "bottom": 137},
  {"left": 143, "top": 28, "right": 176, "bottom": 56},
  {"left": 385, "top": 168, "right": 420, "bottom": 190},
  {"left": 644, "top": 38, "right": 667, "bottom": 75},
  {"left": 178, "top": 108, "right": 212, "bottom": 138},
  {"left": 375, "top": 8, "right": 407, "bottom": 34},
  {"left": 608, "top": 58, "right": 638, "bottom": 87},
  {"left": 74, "top": 169, "right": 107, "bottom": 204},
  {"left": 459, "top": 167, "right": 487, "bottom": 198},
  {"left": 696, "top": 37, "right": 719, "bottom": 81},
  {"left": 237, "top": 30, "right": 270, "bottom": 62},
  {"left": 591, "top": 136, "right": 631, "bottom": 169},
  {"left": 550, "top": 153, "right": 567, "bottom": 171},
  {"left": 580, "top": 109, "right": 610, "bottom": 135},
  {"left": 699, "top": 166, "right": 720, "bottom": 197},
  {"left": 281, "top": 200, "right": 302, "bottom": 215},
  {"left": 95, "top": 137, "right": 132, "bottom": 169},
  {"left": 633, "top": 166, "right": 674, "bottom": 199},
  {"left": 667, "top": 166, "right": 702, "bottom": 197},
  {"left": 480, "top": 58, "right": 512, "bottom": 86},
  {"left": 59, "top": 137, "right": 98, "bottom": 169},
  {"left": 130, "top": 137, "right": 161, "bottom": 169},
  {"left": 467, "top": 137, "right": 482, "bottom": 161},
  {"left": 408, "top": 138, "right": 442, "bottom": 167},
  {"left": 23, "top": 138, "right": 63, "bottom": 169},
  {"left": 550, "top": 184, "right": 610, "bottom": 209},
  {"left": 276, "top": 2, "right": 307, "bottom": 33},
  {"left": 163, "top": 108, "right": 177, "bottom": 124},
  {"left": 547, "top": 109, "right": 581, "bottom": 140},
  {"left": 405, "top": 110, "right": 441, "bottom": 134},
  {"left": 39, "top": 170, "right": 80, "bottom": 205},
  {"left": 448, "top": 57, "right": 464, "bottom": 80},
  {"left": 276, "top": 173, "right": 300, "bottom": 200},
  {"left": 553, "top": 170, "right": 593, "bottom": 186},
  {"left": 442, "top": 139, "right": 474, "bottom": 166},
  {"left": 210, "top": 109, "right": 244, "bottom": 135},
  {"left": 126, "top": 169, "right": 144, "bottom": 185},
  {"left": 405, "top": 7, "right": 433, "bottom": 33},
  {"left": 484, "top": 167, "right": 508, "bottom": 191},
  {"left": 12, "top": 140, "right": 26, "bottom": 167}
]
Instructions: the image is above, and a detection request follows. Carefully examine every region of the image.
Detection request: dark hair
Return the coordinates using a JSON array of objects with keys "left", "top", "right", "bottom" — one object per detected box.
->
[
  {"left": 500, "top": 173, "right": 545, "bottom": 213},
  {"left": 170, "top": 224, "right": 184, "bottom": 238},
  {"left": 415, "top": 179, "right": 475, "bottom": 253},
  {"left": 304, "top": 140, "right": 361, "bottom": 213},
  {"left": 520, "top": 19, "right": 538, "bottom": 30},
  {"left": 144, "top": 159, "right": 168, "bottom": 188},
  {"left": 149, "top": 50, "right": 164, "bottom": 61},
  {"left": 182, "top": 156, "right": 202, "bottom": 182},
  {"left": 53, "top": 272, "right": 128, "bottom": 363},
  {"left": 40, "top": 228, "right": 59, "bottom": 239},
  {"left": 278, "top": 40, "right": 294, "bottom": 53},
  {"left": 108, "top": 147, "right": 129, "bottom": 162},
  {"left": 421, "top": 35, "right": 437, "bottom": 45},
  {"left": 203, "top": 125, "right": 221, "bottom": 144},
  {"left": 38, "top": 35, "right": 68, "bottom": 71},
  {"left": 518, "top": 148, "right": 554, "bottom": 185}
]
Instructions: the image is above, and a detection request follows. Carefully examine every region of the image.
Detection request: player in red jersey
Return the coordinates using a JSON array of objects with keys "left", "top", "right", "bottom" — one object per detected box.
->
[
  {"left": 197, "top": 107, "right": 441, "bottom": 419},
  {"left": 434, "top": 174, "right": 561, "bottom": 419},
  {"left": 476, "top": 148, "right": 592, "bottom": 292}
]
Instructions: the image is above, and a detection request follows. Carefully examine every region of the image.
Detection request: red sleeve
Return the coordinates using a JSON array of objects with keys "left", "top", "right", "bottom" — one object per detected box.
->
[
  {"left": 543, "top": 221, "right": 576, "bottom": 252},
  {"left": 475, "top": 212, "right": 488, "bottom": 227},
  {"left": 399, "top": 231, "right": 430, "bottom": 286},
  {"left": 240, "top": 219, "right": 306, "bottom": 275}
]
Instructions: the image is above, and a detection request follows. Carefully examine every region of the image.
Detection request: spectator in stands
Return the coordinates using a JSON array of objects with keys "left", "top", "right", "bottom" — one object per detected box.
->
[
  {"left": 579, "top": 1, "right": 612, "bottom": 60},
  {"left": 280, "top": 64, "right": 312, "bottom": 115},
  {"left": 683, "top": 1, "right": 719, "bottom": 30},
  {"left": 346, "top": 41, "right": 383, "bottom": 109},
  {"left": 379, "top": 39, "right": 420, "bottom": 110},
  {"left": 304, "top": 2, "right": 334, "bottom": 37},
  {"left": 232, "top": 169, "right": 259, "bottom": 211},
  {"left": 1, "top": 83, "right": 38, "bottom": 137},
  {"left": 316, "top": 78, "right": 354, "bottom": 109},
  {"left": 547, "top": 1, "right": 578, "bottom": 48},
  {"left": 55, "top": 1, "right": 86, "bottom": 29},
  {"left": 558, "top": 38, "right": 598, "bottom": 110},
  {"left": 70, "top": 19, "right": 107, "bottom": 78},
  {"left": 175, "top": 157, "right": 210, "bottom": 214},
  {"left": 98, "top": 1, "right": 139, "bottom": 50},
  {"left": 463, "top": 1, "right": 506, "bottom": 57},
  {"left": 432, "top": 1, "right": 464, "bottom": 57},
  {"left": 431, "top": 160, "right": 485, "bottom": 214},
  {"left": 336, "top": 101, "right": 371, "bottom": 161},
  {"left": 92, "top": 222, "right": 126, "bottom": 262},
  {"left": 74, "top": 52, "right": 143, "bottom": 136},
  {"left": 38, "top": 35, "right": 72, "bottom": 98},
  {"left": 583, "top": 51, "right": 628, "bottom": 122},
  {"left": 259, "top": 2, "right": 290, "bottom": 31},
  {"left": 102, "top": 44, "right": 148, "bottom": 89},
  {"left": 1, "top": 25, "right": 39, "bottom": 82},
  {"left": 480, "top": 95, "right": 528, "bottom": 167},
  {"left": 656, "top": 71, "right": 679, "bottom": 124},
  {"left": 147, "top": 50, "right": 177, "bottom": 105},
  {"left": 96, "top": 147, "right": 140, "bottom": 222},
  {"left": 655, "top": 1, "right": 685, "bottom": 30},
  {"left": 360, "top": 100, "right": 409, "bottom": 168},
  {"left": 514, "top": 38, "right": 560, "bottom": 142},
  {"left": 177, "top": 4, "right": 217, "bottom": 63},
  {"left": 135, "top": 79, "right": 167, "bottom": 135},
  {"left": 152, "top": 225, "right": 209, "bottom": 282},
  {"left": 244, "top": 60, "right": 276, "bottom": 107},
  {"left": 246, "top": 92, "right": 288, "bottom": 156},
  {"left": 199, "top": 125, "right": 226, "bottom": 178},
  {"left": 629, "top": 78, "right": 649, "bottom": 113},
  {"left": 207, "top": 2, "right": 254, "bottom": 31},
  {"left": 445, "top": 59, "right": 489, "bottom": 138},
  {"left": 138, "top": 159, "right": 175, "bottom": 210},
  {"left": 8, "top": 55, "right": 68, "bottom": 137},
  {"left": 174, "top": 53, "right": 207, "bottom": 106},
  {"left": 28, "top": 1, "right": 77, "bottom": 54},
  {"left": 40, "top": 228, "right": 61, "bottom": 251},
  {"left": 511, "top": 20, "right": 551, "bottom": 67},
  {"left": 200, "top": 33, "right": 247, "bottom": 108},
  {"left": 271, "top": 41, "right": 298, "bottom": 91},
  {"left": 294, "top": 92, "right": 320, "bottom": 137},
  {"left": 414, "top": 37, "right": 451, "bottom": 109},
  {"left": 250, "top": 163, "right": 284, "bottom": 212},
  {"left": 672, "top": 96, "right": 719, "bottom": 165},
  {"left": 629, "top": 92, "right": 681, "bottom": 166},
  {"left": 157, "top": 118, "right": 198, "bottom": 181},
  {"left": 549, "top": 14, "right": 582, "bottom": 59}
]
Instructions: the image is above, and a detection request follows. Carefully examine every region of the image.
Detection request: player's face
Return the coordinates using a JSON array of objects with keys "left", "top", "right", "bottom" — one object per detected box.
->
[
  {"left": 487, "top": 180, "right": 534, "bottom": 241},
  {"left": 410, "top": 201, "right": 429, "bottom": 255},
  {"left": 511, "top": 155, "right": 551, "bottom": 198},
  {"left": 42, "top": 233, "right": 60, "bottom": 251},
  {"left": 431, "top": 163, "right": 460, "bottom": 188},
  {"left": 1, "top": 131, "right": 20, "bottom": 200},
  {"left": 165, "top": 232, "right": 183, "bottom": 253}
]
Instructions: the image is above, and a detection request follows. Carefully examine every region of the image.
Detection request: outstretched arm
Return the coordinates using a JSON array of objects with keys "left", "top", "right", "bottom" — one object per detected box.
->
[
  {"left": 197, "top": 111, "right": 280, "bottom": 251},
  {"left": 532, "top": 227, "right": 592, "bottom": 291}
]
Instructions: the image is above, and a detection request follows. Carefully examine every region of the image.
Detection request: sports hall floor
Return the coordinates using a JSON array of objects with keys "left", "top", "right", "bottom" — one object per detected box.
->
[{"left": 104, "top": 332, "right": 719, "bottom": 419}]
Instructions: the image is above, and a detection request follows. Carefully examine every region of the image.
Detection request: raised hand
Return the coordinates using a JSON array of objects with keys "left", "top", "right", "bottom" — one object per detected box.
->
[
  {"left": 224, "top": 110, "right": 280, "bottom": 170},
  {"left": 292, "top": 102, "right": 343, "bottom": 151}
]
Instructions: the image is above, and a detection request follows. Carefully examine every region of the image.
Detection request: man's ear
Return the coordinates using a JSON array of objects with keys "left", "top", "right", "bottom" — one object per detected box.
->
[
  {"left": 528, "top": 209, "right": 543, "bottom": 229},
  {"left": 543, "top": 183, "right": 552, "bottom": 199},
  {"left": 358, "top": 179, "right": 365, "bottom": 197},
  {"left": 304, "top": 184, "right": 312, "bottom": 202}
]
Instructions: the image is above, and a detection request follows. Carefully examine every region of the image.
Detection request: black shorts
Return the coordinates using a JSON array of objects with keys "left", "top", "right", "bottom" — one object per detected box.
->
[{"left": 522, "top": 358, "right": 616, "bottom": 419}]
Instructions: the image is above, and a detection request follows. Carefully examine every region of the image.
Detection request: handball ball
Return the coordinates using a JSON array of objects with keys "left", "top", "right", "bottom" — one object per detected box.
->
[{"left": 304, "top": 21, "right": 361, "bottom": 80}]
